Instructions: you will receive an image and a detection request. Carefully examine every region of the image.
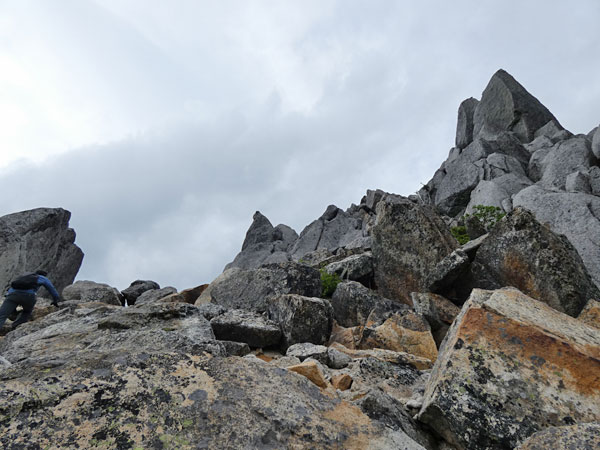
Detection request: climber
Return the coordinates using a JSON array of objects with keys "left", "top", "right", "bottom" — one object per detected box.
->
[{"left": 0, "top": 270, "right": 61, "bottom": 331}]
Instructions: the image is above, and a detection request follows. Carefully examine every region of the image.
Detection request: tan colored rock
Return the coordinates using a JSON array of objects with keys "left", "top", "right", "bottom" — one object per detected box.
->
[
  {"left": 159, "top": 292, "right": 187, "bottom": 303},
  {"left": 331, "top": 374, "right": 353, "bottom": 391},
  {"left": 287, "top": 360, "right": 328, "bottom": 389},
  {"left": 328, "top": 321, "right": 363, "bottom": 349},
  {"left": 358, "top": 312, "right": 438, "bottom": 362},
  {"left": 578, "top": 299, "right": 600, "bottom": 329},
  {"left": 178, "top": 284, "right": 208, "bottom": 304},
  {"left": 329, "top": 342, "right": 433, "bottom": 370},
  {"left": 418, "top": 287, "right": 600, "bottom": 450}
]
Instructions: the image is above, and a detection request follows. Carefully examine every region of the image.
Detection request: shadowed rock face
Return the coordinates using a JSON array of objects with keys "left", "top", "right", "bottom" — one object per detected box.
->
[
  {"left": 468, "top": 208, "right": 600, "bottom": 316},
  {"left": 0, "top": 208, "right": 83, "bottom": 295},
  {"left": 516, "top": 422, "right": 600, "bottom": 450},
  {"left": 418, "top": 288, "right": 600, "bottom": 450},
  {"left": 372, "top": 195, "right": 457, "bottom": 305}
]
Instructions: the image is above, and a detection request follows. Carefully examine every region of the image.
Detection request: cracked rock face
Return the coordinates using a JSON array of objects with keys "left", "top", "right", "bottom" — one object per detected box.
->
[{"left": 417, "top": 288, "right": 600, "bottom": 450}]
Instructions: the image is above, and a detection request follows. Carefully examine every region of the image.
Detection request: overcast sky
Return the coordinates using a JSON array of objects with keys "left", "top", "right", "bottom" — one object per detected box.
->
[{"left": 1, "top": 0, "right": 599, "bottom": 290}]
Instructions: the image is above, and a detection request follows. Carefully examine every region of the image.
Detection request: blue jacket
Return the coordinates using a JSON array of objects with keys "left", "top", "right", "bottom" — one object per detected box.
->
[{"left": 7, "top": 275, "right": 61, "bottom": 302}]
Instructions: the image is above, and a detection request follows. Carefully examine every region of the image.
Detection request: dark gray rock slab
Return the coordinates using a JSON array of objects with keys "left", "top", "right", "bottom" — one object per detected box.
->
[
  {"left": 425, "top": 249, "right": 470, "bottom": 295},
  {"left": 372, "top": 194, "right": 457, "bottom": 304},
  {"left": 565, "top": 170, "right": 591, "bottom": 194},
  {"left": 121, "top": 280, "right": 160, "bottom": 305},
  {"left": 210, "top": 309, "right": 281, "bottom": 348},
  {"left": 0, "top": 208, "right": 83, "bottom": 295},
  {"left": 330, "top": 281, "right": 401, "bottom": 328},
  {"left": 592, "top": 123, "right": 600, "bottom": 159},
  {"left": 455, "top": 97, "right": 479, "bottom": 149},
  {"left": 473, "top": 69, "right": 561, "bottom": 143},
  {"left": 62, "top": 280, "right": 123, "bottom": 306},
  {"left": 201, "top": 262, "right": 321, "bottom": 313},
  {"left": 268, "top": 294, "right": 333, "bottom": 350}
]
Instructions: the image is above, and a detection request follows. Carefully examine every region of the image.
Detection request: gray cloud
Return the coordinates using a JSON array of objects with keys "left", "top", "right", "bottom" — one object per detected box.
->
[{"left": 1, "top": 0, "right": 599, "bottom": 290}]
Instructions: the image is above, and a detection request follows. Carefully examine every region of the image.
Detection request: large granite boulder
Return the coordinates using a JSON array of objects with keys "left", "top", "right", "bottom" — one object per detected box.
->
[
  {"left": 62, "top": 280, "right": 123, "bottom": 306},
  {"left": 372, "top": 195, "right": 457, "bottom": 304},
  {"left": 469, "top": 208, "right": 600, "bottom": 316},
  {"left": 323, "top": 252, "right": 374, "bottom": 287},
  {"left": 225, "top": 211, "right": 298, "bottom": 270},
  {"left": 134, "top": 286, "right": 177, "bottom": 305},
  {"left": 197, "top": 262, "right": 321, "bottom": 313},
  {"left": 268, "top": 294, "right": 333, "bottom": 350},
  {"left": 0, "top": 208, "right": 84, "bottom": 294},
  {"left": 120, "top": 279, "right": 160, "bottom": 305},
  {"left": 513, "top": 186, "right": 600, "bottom": 288},
  {"left": 472, "top": 69, "right": 561, "bottom": 143},
  {"left": 417, "top": 287, "right": 600, "bottom": 450},
  {"left": 592, "top": 123, "right": 600, "bottom": 158}
]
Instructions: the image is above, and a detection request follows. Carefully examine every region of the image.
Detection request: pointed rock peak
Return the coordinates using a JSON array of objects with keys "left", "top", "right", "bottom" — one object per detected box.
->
[
  {"left": 241, "top": 211, "right": 274, "bottom": 250},
  {"left": 456, "top": 97, "right": 480, "bottom": 149},
  {"left": 320, "top": 205, "right": 341, "bottom": 221},
  {"left": 473, "top": 69, "right": 562, "bottom": 143}
]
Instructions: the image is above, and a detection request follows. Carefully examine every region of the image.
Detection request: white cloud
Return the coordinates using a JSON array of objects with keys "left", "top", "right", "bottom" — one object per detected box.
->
[{"left": 0, "top": 0, "right": 599, "bottom": 289}]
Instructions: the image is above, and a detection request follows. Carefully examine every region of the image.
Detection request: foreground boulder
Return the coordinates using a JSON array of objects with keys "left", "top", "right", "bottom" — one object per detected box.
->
[
  {"left": 417, "top": 287, "right": 600, "bottom": 450},
  {"left": 372, "top": 195, "right": 457, "bottom": 304},
  {"left": 469, "top": 207, "right": 600, "bottom": 316},
  {"left": 197, "top": 262, "right": 321, "bottom": 313},
  {"left": 0, "top": 208, "right": 84, "bottom": 294},
  {"left": 62, "top": 280, "right": 122, "bottom": 306},
  {"left": 0, "top": 352, "right": 425, "bottom": 449}
]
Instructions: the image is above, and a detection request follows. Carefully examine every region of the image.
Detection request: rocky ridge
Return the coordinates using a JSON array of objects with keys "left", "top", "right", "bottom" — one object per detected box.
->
[{"left": 1, "top": 70, "right": 599, "bottom": 449}]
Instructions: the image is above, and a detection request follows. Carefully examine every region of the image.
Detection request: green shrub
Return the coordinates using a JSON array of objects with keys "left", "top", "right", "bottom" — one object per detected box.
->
[
  {"left": 467, "top": 205, "right": 505, "bottom": 232},
  {"left": 320, "top": 269, "right": 341, "bottom": 298},
  {"left": 450, "top": 225, "right": 470, "bottom": 245}
]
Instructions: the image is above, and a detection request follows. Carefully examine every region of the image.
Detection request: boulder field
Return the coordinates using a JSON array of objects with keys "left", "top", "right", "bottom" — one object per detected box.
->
[{"left": 1, "top": 70, "right": 599, "bottom": 449}]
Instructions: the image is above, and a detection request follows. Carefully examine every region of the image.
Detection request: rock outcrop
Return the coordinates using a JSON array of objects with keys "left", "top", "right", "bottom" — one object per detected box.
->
[
  {"left": 0, "top": 208, "right": 83, "bottom": 294},
  {"left": 417, "top": 287, "right": 600, "bottom": 449}
]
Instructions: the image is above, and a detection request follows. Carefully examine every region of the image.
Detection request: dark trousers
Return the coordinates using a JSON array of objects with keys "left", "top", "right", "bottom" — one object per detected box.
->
[{"left": 0, "top": 293, "right": 36, "bottom": 330}]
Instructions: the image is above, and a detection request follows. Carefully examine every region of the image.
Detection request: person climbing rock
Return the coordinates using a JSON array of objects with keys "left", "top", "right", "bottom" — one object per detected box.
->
[{"left": 0, "top": 270, "right": 61, "bottom": 331}]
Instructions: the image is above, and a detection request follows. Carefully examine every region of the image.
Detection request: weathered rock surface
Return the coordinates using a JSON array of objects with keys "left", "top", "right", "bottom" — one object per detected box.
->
[
  {"left": 210, "top": 309, "right": 281, "bottom": 348},
  {"left": 0, "top": 208, "right": 84, "bottom": 294},
  {"left": 513, "top": 186, "right": 600, "bottom": 288},
  {"left": 324, "top": 252, "right": 374, "bottom": 287},
  {"left": 62, "top": 280, "right": 123, "bottom": 306},
  {"left": 411, "top": 292, "right": 461, "bottom": 346},
  {"left": 286, "top": 343, "right": 329, "bottom": 364},
  {"left": 0, "top": 350, "right": 425, "bottom": 449},
  {"left": 198, "top": 262, "right": 321, "bottom": 313},
  {"left": 120, "top": 279, "right": 160, "bottom": 305},
  {"left": 358, "top": 311, "right": 438, "bottom": 361},
  {"left": 134, "top": 286, "right": 178, "bottom": 305},
  {"left": 472, "top": 69, "right": 561, "bottom": 143},
  {"left": 268, "top": 294, "right": 333, "bottom": 350},
  {"left": 469, "top": 208, "right": 600, "bottom": 316},
  {"left": 330, "top": 281, "right": 405, "bottom": 328},
  {"left": 516, "top": 422, "right": 600, "bottom": 450},
  {"left": 417, "top": 287, "right": 600, "bottom": 450},
  {"left": 372, "top": 194, "right": 457, "bottom": 304},
  {"left": 578, "top": 299, "right": 600, "bottom": 329}
]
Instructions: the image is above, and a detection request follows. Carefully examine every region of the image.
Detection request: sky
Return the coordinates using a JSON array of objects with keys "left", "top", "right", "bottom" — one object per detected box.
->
[{"left": 1, "top": 0, "right": 599, "bottom": 291}]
